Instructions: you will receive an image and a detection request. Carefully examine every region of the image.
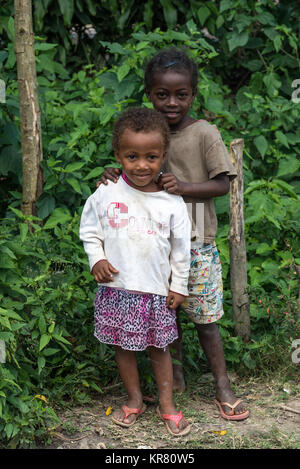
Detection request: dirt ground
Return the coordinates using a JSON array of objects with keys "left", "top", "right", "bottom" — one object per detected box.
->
[{"left": 42, "top": 372, "right": 300, "bottom": 450}]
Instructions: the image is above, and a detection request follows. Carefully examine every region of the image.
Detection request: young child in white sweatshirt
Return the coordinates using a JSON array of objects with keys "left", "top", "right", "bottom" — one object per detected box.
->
[{"left": 80, "top": 107, "right": 191, "bottom": 436}]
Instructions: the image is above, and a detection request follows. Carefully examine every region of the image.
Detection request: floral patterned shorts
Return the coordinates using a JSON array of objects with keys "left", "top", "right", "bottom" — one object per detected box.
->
[{"left": 181, "top": 243, "right": 224, "bottom": 324}]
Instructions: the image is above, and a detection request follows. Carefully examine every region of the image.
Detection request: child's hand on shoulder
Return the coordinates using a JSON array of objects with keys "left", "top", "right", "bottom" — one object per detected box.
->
[
  {"left": 96, "top": 167, "right": 122, "bottom": 187},
  {"left": 159, "top": 173, "right": 185, "bottom": 195},
  {"left": 91, "top": 259, "right": 119, "bottom": 283},
  {"left": 166, "top": 291, "right": 186, "bottom": 310}
]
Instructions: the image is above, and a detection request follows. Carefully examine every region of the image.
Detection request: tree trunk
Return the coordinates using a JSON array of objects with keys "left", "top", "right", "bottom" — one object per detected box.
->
[
  {"left": 228, "top": 138, "right": 250, "bottom": 342},
  {"left": 14, "top": 0, "right": 43, "bottom": 216}
]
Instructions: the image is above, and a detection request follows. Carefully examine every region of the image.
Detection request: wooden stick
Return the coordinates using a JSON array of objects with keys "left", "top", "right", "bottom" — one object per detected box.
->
[
  {"left": 229, "top": 139, "right": 250, "bottom": 342},
  {"left": 277, "top": 404, "right": 300, "bottom": 415}
]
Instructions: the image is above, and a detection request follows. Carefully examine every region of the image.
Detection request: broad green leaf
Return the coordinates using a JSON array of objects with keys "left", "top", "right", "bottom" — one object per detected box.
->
[
  {"left": 220, "top": 0, "right": 232, "bottom": 13},
  {"left": 35, "top": 43, "right": 57, "bottom": 51},
  {"left": 39, "top": 334, "right": 51, "bottom": 352},
  {"left": 66, "top": 177, "right": 82, "bottom": 194},
  {"left": 160, "top": 0, "right": 177, "bottom": 28},
  {"left": 275, "top": 130, "right": 289, "bottom": 148},
  {"left": 83, "top": 167, "right": 105, "bottom": 180},
  {"left": 197, "top": 6, "right": 210, "bottom": 25},
  {"left": 273, "top": 179, "right": 298, "bottom": 198},
  {"left": 277, "top": 157, "right": 300, "bottom": 177},
  {"left": 254, "top": 135, "right": 268, "bottom": 157},
  {"left": 228, "top": 31, "right": 249, "bottom": 52},
  {"left": 44, "top": 208, "right": 72, "bottom": 229},
  {"left": 64, "top": 161, "right": 85, "bottom": 173},
  {"left": 58, "top": 0, "right": 74, "bottom": 26},
  {"left": 117, "top": 63, "right": 130, "bottom": 82}
]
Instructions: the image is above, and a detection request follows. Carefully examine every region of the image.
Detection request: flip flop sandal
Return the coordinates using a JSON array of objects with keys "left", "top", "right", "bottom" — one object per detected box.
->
[
  {"left": 156, "top": 407, "right": 191, "bottom": 437},
  {"left": 112, "top": 404, "right": 146, "bottom": 427},
  {"left": 214, "top": 399, "right": 250, "bottom": 421}
]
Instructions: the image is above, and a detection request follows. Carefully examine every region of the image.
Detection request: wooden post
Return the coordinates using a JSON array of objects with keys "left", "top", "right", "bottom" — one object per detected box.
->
[
  {"left": 14, "top": 0, "right": 43, "bottom": 216},
  {"left": 229, "top": 138, "right": 250, "bottom": 342}
]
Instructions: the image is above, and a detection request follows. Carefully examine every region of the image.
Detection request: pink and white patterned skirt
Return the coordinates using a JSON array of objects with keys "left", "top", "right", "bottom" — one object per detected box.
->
[{"left": 94, "top": 286, "right": 178, "bottom": 351}]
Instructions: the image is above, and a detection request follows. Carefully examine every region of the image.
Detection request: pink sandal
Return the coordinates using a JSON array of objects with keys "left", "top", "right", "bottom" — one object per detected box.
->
[
  {"left": 214, "top": 398, "right": 249, "bottom": 421},
  {"left": 112, "top": 404, "right": 146, "bottom": 427},
  {"left": 156, "top": 407, "right": 191, "bottom": 436}
]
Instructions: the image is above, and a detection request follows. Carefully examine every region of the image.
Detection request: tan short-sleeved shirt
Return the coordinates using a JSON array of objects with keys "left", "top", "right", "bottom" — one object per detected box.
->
[{"left": 163, "top": 120, "right": 237, "bottom": 243}]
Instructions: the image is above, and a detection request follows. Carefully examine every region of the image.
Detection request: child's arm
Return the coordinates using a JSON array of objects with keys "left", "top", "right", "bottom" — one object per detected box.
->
[
  {"left": 159, "top": 172, "right": 229, "bottom": 198},
  {"left": 168, "top": 200, "right": 191, "bottom": 300},
  {"left": 79, "top": 193, "right": 119, "bottom": 281}
]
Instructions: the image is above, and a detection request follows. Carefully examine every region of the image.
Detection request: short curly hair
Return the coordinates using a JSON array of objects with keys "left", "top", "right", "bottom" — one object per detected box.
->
[
  {"left": 112, "top": 107, "right": 170, "bottom": 152},
  {"left": 144, "top": 47, "right": 198, "bottom": 93}
]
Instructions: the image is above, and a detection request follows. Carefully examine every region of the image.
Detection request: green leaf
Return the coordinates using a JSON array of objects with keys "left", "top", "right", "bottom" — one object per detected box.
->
[
  {"left": 117, "top": 63, "right": 130, "bottom": 82},
  {"left": 5, "top": 423, "right": 14, "bottom": 439},
  {"left": 35, "top": 43, "right": 57, "bottom": 51},
  {"left": 220, "top": 0, "right": 232, "bottom": 13},
  {"left": 228, "top": 31, "right": 249, "bottom": 52},
  {"left": 256, "top": 11, "right": 276, "bottom": 26},
  {"left": 66, "top": 177, "right": 82, "bottom": 194},
  {"left": 64, "top": 162, "right": 85, "bottom": 173},
  {"left": 83, "top": 167, "right": 105, "bottom": 180},
  {"left": 254, "top": 135, "right": 268, "bottom": 157},
  {"left": 0, "top": 254, "right": 15, "bottom": 269},
  {"left": 38, "top": 356, "right": 46, "bottom": 374},
  {"left": 263, "top": 72, "right": 281, "bottom": 96},
  {"left": 39, "top": 334, "right": 51, "bottom": 352},
  {"left": 243, "top": 352, "right": 256, "bottom": 369},
  {"left": 53, "top": 333, "right": 71, "bottom": 346},
  {"left": 273, "top": 179, "right": 298, "bottom": 198},
  {"left": 275, "top": 131, "right": 289, "bottom": 148},
  {"left": 42, "top": 348, "right": 60, "bottom": 356},
  {"left": 58, "top": 0, "right": 74, "bottom": 26},
  {"left": 7, "top": 17, "right": 14, "bottom": 41},
  {"left": 197, "top": 6, "right": 210, "bottom": 25},
  {"left": 277, "top": 157, "right": 300, "bottom": 177},
  {"left": 19, "top": 223, "right": 29, "bottom": 242},
  {"left": 160, "top": 0, "right": 177, "bottom": 28},
  {"left": 44, "top": 208, "right": 72, "bottom": 229},
  {"left": 38, "top": 315, "right": 46, "bottom": 334}
]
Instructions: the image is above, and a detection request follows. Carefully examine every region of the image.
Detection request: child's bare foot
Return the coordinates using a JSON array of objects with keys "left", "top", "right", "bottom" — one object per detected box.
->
[
  {"left": 173, "top": 365, "right": 186, "bottom": 393},
  {"left": 215, "top": 378, "right": 249, "bottom": 420},
  {"left": 157, "top": 406, "right": 190, "bottom": 436},
  {"left": 112, "top": 399, "right": 146, "bottom": 427}
]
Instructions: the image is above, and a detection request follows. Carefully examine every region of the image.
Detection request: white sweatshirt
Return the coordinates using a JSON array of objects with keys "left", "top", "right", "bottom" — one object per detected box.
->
[{"left": 79, "top": 177, "right": 191, "bottom": 297}]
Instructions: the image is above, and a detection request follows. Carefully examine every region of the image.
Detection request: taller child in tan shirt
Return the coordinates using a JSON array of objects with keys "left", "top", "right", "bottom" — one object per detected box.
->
[{"left": 100, "top": 48, "right": 249, "bottom": 421}]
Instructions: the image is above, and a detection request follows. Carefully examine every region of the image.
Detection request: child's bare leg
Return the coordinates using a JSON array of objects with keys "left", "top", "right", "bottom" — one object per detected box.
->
[
  {"left": 113, "top": 346, "right": 144, "bottom": 425},
  {"left": 170, "top": 313, "right": 186, "bottom": 393},
  {"left": 195, "top": 323, "right": 247, "bottom": 416},
  {"left": 148, "top": 346, "right": 189, "bottom": 434}
]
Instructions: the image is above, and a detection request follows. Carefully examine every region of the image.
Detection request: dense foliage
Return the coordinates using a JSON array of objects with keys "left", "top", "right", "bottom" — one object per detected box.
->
[{"left": 0, "top": 0, "right": 299, "bottom": 447}]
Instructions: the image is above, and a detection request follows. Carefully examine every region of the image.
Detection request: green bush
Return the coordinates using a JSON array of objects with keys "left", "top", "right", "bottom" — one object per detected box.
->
[{"left": 0, "top": 209, "right": 117, "bottom": 447}]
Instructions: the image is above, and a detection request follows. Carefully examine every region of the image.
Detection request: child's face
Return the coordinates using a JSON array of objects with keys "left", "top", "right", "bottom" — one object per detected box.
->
[
  {"left": 115, "top": 129, "right": 167, "bottom": 192},
  {"left": 146, "top": 70, "right": 195, "bottom": 131}
]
